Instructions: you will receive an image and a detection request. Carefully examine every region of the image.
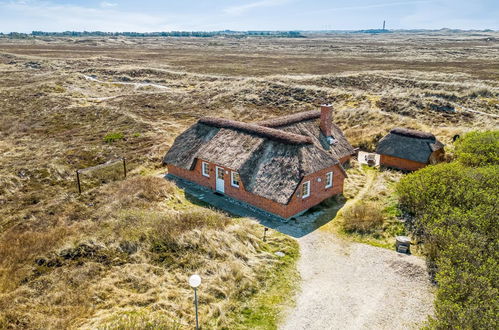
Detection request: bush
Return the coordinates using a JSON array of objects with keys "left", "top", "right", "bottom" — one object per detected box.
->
[
  {"left": 103, "top": 132, "right": 124, "bottom": 143},
  {"left": 342, "top": 200, "right": 384, "bottom": 233},
  {"left": 397, "top": 151, "right": 499, "bottom": 328},
  {"left": 454, "top": 131, "right": 499, "bottom": 167}
]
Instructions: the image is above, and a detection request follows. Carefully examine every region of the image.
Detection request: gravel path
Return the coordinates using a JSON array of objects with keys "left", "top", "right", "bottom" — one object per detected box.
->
[{"left": 281, "top": 230, "right": 434, "bottom": 330}]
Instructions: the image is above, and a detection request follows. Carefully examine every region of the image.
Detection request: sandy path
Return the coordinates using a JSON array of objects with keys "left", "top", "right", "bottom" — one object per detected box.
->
[
  {"left": 281, "top": 231, "right": 434, "bottom": 330},
  {"left": 82, "top": 74, "right": 171, "bottom": 90}
]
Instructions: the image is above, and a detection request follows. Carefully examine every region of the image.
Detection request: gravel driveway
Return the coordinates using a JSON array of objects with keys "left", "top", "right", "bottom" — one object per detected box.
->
[
  {"left": 168, "top": 175, "right": 435, "bottom": 329},
  {"left": 281, "top": 230, "right": 434, "bottom": 330}
]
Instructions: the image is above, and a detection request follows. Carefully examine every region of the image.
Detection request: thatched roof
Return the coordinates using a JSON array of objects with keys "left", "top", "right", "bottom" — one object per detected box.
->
[
  {"left": 199, "top": 117, "right": 312, "bottom": 144},
  {"left": 164, "top": 110, "right": 354, "bottom": 205},
  {"left": 390, "top": 127, "right": 435, "bottom": 139},
  {"left": 267, "top": 112, "right": 355, "bottom": 161},
  {"left": 376, "top": 127, "right": 444, "bottom": 163},
  {"left": 163, "top": 123, "right": 219, "bottom": 170}
]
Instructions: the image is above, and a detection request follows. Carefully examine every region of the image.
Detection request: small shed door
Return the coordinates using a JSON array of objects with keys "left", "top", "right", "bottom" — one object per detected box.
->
[{"left": 216, "top": 167, "right": 225, "bottom": 193}]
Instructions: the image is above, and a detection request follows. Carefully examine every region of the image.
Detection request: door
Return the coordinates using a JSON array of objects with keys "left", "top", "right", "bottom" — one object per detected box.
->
[{"left": 216, "top": 167, "right": 225, "bottom": 193}]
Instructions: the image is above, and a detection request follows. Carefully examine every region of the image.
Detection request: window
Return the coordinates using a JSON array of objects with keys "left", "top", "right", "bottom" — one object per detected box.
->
[
  {"left": 202, "top": 162, "right": 209, "bottom": 177},
  {"left": 302, "top": 181, "right": 310, "bottom": 199},
  {"left": 216, "top": 167, "right": 224, "bottom": 180},
  {"left": 231, "top": 171, "right": 240, "bottom": 188},
  {"left": 325, "top": 171, "right": 333, "bottom": 188}
]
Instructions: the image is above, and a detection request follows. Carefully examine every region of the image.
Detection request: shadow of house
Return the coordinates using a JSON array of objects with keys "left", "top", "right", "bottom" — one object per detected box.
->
[{"left": 169, "top": 174, "right": 344, "bottom": 238}]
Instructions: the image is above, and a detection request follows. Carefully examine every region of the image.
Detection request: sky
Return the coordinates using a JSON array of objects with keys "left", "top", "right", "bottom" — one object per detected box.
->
[{"left": 0, "top": 0, "right": 497, "bottom": 33}]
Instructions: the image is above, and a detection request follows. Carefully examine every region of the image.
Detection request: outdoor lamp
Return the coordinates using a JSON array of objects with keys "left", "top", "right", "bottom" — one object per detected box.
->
[{"left": 189, "top": 274, "right": 201, "bottom": 329}]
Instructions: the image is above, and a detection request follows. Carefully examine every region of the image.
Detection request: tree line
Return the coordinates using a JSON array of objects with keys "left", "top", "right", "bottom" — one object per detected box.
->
[{"left": 0, "top": 31, "right": 303, "bottom": 39}]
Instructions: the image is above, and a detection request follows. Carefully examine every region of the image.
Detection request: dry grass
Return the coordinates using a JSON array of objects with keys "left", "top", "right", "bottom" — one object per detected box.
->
[
  {"left": 342, "top": 200, "right": 384, "bottom": 233},
  {"left": 0, "top": 33, "right": 497, "bottom": 327},
  {"left": 329, "top": 162, "right": 405, "bottom": 248},
  {"left": 0, "top": 226, "right": 73, "bottom": 293},
  {"left": 107, "top": 176, "right": 177, "bottom": 208},
  {"left": 0, "top": 176, "right": 297, "bottom": 329}
]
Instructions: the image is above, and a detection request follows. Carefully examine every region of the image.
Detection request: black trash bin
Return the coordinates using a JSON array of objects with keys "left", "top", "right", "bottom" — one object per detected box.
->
[{"left": 395, "top": 236, "right": 411, "bottom": 254}]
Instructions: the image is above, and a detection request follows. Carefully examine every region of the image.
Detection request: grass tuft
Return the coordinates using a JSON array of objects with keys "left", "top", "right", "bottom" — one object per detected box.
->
[
  {"left": 342, "top": 200, "right": 384, "bottom": 233},
  {"left": 103, "top": 132, "right": 125, "bottom": 143}
]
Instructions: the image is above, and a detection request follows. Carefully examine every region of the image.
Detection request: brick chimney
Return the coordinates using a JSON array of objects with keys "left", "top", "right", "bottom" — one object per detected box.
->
[{"left": 320, "top": 104, "right": 332, "bottom": 137}]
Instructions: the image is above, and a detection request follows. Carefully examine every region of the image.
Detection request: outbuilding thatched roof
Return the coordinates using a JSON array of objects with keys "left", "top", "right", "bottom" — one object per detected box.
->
[
  {"left": 164, "top": 110, "right": 354, "bottom": 204},
  {"left": 376, "top": 127, "right": 444, "bottom": 164},
  {"left": 390, "top": 127, "right": 435, "bottom": 139}
]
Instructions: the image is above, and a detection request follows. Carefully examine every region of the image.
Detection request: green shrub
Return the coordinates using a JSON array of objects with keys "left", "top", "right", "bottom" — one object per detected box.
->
[
  {"left": 454, "top": 131, "right": 499, "bottom": 167},
  {"left": 342, "top": 200, "right": 384, "bottom": 233},
  {"left": 103, "top": 132, "right": 124, "bottom": 143},
  {"left": 397, "top": 157, "right": 499, "bottom": 328}
]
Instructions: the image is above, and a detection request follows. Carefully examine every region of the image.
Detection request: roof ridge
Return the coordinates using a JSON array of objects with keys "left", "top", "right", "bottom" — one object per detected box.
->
[
  {"left": 390, "top": 127, "right": 435, "bottom": 140},
  {"left": 199, "top": 117, "right": 313, "bottom": 145},
  {"left": 257, "top": 110, "right": 320, "bottom": 128}
]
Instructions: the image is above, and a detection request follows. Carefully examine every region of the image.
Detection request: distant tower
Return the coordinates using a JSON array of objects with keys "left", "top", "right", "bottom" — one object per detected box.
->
[{"left": 383, "top": 20, "right": 386, "bottom": 30}]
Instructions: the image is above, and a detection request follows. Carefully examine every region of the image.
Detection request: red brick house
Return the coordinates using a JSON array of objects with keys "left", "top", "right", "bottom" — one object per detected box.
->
[
  {"left": 163, "top": 105, "right": 355, "bottom": 219},
  {"left": 376, "top": 128, "right": 445, "bottom": 171}
]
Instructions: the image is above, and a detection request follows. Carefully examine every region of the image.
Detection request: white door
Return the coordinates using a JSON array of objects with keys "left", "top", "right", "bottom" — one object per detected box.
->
[{"left": 216, "top": 167, "right": 225, "bottom": 193}]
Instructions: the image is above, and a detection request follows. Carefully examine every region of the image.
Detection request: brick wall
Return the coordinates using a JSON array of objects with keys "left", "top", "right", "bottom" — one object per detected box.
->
[
  {"left": 429, "top": 149, "right": 445, "bottom": 164},
  {"left": 289, "top": 166, "right": 345, "bottom": 218},
  {"left": 379, "top": 154, "right": 427, "bottom": 171},
  {"left": 167, "top": 158, "right": 346, "bottom": 219}
]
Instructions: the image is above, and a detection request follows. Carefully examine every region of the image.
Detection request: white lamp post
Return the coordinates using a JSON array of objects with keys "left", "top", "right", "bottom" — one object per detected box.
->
[{"left": 189, "top": 274, "right": 201, "bottom": 330}]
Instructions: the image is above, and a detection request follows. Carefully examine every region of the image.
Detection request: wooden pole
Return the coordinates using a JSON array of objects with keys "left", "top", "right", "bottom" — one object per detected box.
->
[
  {"left": 123, "top": 157, "right": 127, "bottom": 178},
  {"left": 76, "top": 170, "right": 81, "bottom": 194}
]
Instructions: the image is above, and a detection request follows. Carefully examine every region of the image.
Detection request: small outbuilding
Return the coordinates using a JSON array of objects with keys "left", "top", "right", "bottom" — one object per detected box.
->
[{"left": 376, "top": 128, "right": 444, "bottom": 171}]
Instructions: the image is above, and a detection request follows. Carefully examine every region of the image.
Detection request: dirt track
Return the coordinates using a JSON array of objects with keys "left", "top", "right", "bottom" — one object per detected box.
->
[{"left": 281, "top": 231, "right": 434, "bottom": 330}]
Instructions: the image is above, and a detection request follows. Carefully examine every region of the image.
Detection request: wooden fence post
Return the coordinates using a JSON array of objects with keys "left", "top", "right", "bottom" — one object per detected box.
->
[
  {"left": 123, "top": 157, "right": 127, "bottom": 178},
  {"left": 76, "top": 170, "right": 81, "bottom": 194}
]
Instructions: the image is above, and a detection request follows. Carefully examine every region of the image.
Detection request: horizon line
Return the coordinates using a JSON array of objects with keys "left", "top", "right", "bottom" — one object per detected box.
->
[{"left": 3, "top": 28, "right": 498, "bottom": 34}]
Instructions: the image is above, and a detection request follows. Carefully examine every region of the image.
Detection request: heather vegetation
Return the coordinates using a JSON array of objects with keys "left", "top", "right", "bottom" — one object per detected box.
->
[
  {"left": 397, "top": 131, "right": 498, "bottom": 329},
  {"left": 0, "top": 33, "right": 497, "bottom": 328},
  {"left": 0, "top": 176, "right": 298, "bottom": 328}
]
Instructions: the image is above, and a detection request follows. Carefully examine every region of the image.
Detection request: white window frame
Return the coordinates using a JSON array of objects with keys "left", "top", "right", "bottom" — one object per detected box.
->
[
  {"left": 231, "top": 171, "right": 240, "bottom": 188},
  {"left": 202, "top": 162, "right": 210, "bottom": 177},
  {"left": 325, "top": 171, "right": 333, "bottom": 188},
  {"left": 302, "top": 181, "right": 310, "bottom": 199}
]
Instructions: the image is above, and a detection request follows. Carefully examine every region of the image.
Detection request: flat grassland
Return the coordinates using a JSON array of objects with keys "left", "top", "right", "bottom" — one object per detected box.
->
[{"left": 0, "top": 32, "right": 498, "bottom": 328}]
